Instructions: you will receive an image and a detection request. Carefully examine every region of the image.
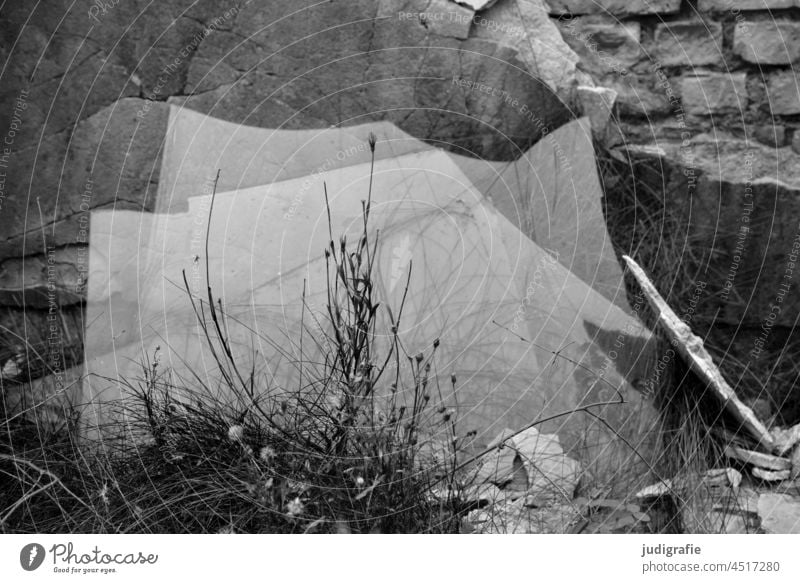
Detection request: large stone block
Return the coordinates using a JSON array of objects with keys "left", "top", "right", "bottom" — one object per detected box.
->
[
  {"left": 734, "top": 20, "right": 800, "bottom": 64},
  {"left": 653, "top": 20, "right": 724, "bottom": 66},
  {"left": 767, "top": 70, "right": 800, "bottom": 115},
  {"left": 545, "top": 0, "right": 681, "bottom": 15},
  {"left": 680, "top": 72, "right": 748, "bottom": 115}
]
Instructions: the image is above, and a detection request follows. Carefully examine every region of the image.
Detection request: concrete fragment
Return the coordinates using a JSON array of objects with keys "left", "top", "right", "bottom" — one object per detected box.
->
[{"left": 623, "top": 255, "right": 776, "bottom": 452}]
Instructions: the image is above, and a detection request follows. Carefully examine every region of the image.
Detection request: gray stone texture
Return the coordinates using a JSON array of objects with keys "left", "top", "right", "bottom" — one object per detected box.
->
[
  {"left": 653, "top": 20, "right": 724, "bottom": 67},
  {"left": 734, "top": 20, "right": 800, "bottom": 65}
]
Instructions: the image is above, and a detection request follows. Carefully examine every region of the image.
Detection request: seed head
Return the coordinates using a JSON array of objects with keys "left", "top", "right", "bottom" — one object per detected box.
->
[{"left": 227, "top": 425, "right": 244, "bottom": 442}]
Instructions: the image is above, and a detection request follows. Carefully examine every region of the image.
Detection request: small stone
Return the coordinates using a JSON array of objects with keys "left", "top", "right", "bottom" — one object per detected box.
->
[
  {"left": 734, "top": 20, "right": 800, "bottom": 65},
  {"left": 757, "top": 493, "right": 800, "bottom": 533},
  {"left": 767, "top": 71, "right": 800, "bottom": 115},
  {"left": 680, "top": 71, "right": 747, "bottom": 115},
  {"left": 653, "top": 20, "right": 723, "bottom": 66},
  {"left": 577, "top": 85, "right": 617, "bottom": 137}
]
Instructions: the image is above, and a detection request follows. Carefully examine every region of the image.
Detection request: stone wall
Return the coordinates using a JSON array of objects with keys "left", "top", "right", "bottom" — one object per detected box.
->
[
  {"left": 1, "top": 0, "right": 799, "bottom": 422},
  {"left": 554, "top": 0, "right": 800, "bottom": 420}
]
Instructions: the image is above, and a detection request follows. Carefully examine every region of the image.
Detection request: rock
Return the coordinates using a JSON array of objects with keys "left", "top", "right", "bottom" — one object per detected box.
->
[
  {"left": 1, "top": 0, "right": 576, "bottom": 323},
  {"left": 635, "top": 479, "right": 673, "bottom": 499},
  {"left": 577, "top": 85, "right": 617, "bottom": 137},
  {"left": 653, "top": 20, "right": 723, "bottom": 67},
  {"left": 558, "top": 16, "right": 642, "bottom": 73},
  {"left": 771, "top": 423, "right": 800, "bottom": 456},
  {"left": 611, "top": 75, "right": 671, "bottom": 118},
  {"left": 791, "top": 445, "right": 800, "bottom": 480},
  {"left": 474, "top": 435, "right": 521, "bottom": 486},
  {"left": 511, "top": 427, "right": 582, "bottom": 503},
  {"left": 466, "top": 499, "right": 581, "bottom": 533},
  {"left": 757, "top": 493, "right": 800, "bottom": 533},
  {"left": 750, "top": 125, "right": 787, "bottom": 148},
  {"left": 700, "top": 0, "right": 799, "bottom": 9},
  {"left": 752, "top": 467, "right": 791, "bottom": 481},
  {"left": 793, "top": 131, "right": 800, "bottom": 155},
  {"left": 472, "top": 0, "right": 586, "bottom": 100},
  {"left": 680, "top": 71, "right": 748, "bottom": 115},
  {"left": 767, "top": 71, "right": 800, "bottom": 115},
  {"left": 734, "top": 20, "right": 800, "bottom": 65},
  {"left": 452, "top": 0, "right": 499, "bottom": 9},
  {"left": 417, "top": 0, "right": 474, "bottom": 40},
  {"left": 545, "top": 0, "right": 681, "bottom": 15},
  {"left": 3, "top": 365, "right": 84, "bottom": 430},
  {"left": 725, "top": 445, "right": 791, "bottom": 471},
  {"left": 0, "top": 98, "right": 169, "bottom": 264},
  {"left": 635, "top": 468, "right": 741, "bottom": 500},
  {"left": 0, "top": 245, "right": 86, "bottom": 308}
]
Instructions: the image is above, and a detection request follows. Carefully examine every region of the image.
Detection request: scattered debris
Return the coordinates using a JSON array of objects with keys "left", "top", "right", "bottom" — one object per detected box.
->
[
  {"left": 752, "top": 467, "right": 791, "bottom": 482},
  {"left": 462, "top": 427, "right": 583, "bottom": 533},
  {"left": 622, "top": 255, "right": 776, "bottom": 452},
  {"left": 724, "top": 445, "right": 791, "bottom": 472},
  {"left": 771, "top": 423, "right": 800, "bottom": 456},
  {"left": 757, "top": 493, "right": 800, "bottom": 534},
  {"left": 791, "top": 445, "right": 800, "bottom": 481}
]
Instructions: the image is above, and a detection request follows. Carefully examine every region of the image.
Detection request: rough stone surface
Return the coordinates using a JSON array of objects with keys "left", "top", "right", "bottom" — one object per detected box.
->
[
  {"left": 700, "top": 0, "right": 799, "bottom": 9},
  {"left": 471, "top": 0, "right": 587, "bottom": 100},
  {"left": 578, "top": 85, "right": 617, "bottom": 137},
  {"left": 680, "top": 72, "right": 748, "bottom": 115},
  {"left": 793, "top": 131, "right": 800, "bottom": 155},
  {"left": 734, "top": 20, "right": 800, "bottom": 65},
  {"left": 416, "top": 0, "right": 474, "bottom": 40},
  {"left": 750, "top": 124, "right": 787, "bottom": 148},
  {"left": 766, "top": 70, "right": 800, "bottom": 115},
  {"left": 653, "top": 20, "right": 724, "bottom": 67},
  {"left": 545, "top": 0, "right": 681, "bottom": 15},
  {"left": 558, "top": 16, "right": 642, "bottom": 73},
  {"left": 758, "top": 493, "right": 800, "bottom": 533},
  {"left": 0, "top": 0, "right": 573, "bottom": 289}
]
